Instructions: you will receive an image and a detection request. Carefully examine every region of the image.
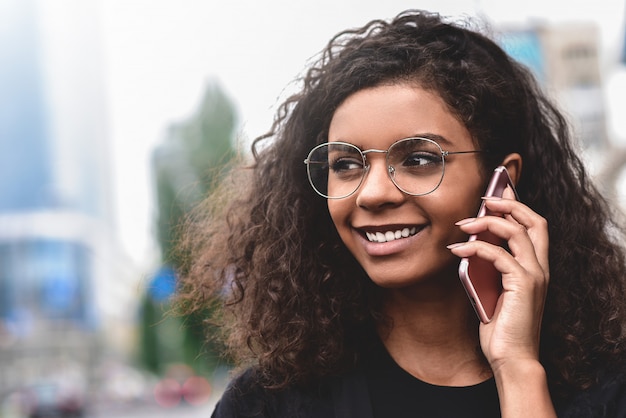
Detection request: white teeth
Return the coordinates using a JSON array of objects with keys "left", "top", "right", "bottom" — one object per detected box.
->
[{"left": 366, "top": 227, "right": 419, "bottom": 243}]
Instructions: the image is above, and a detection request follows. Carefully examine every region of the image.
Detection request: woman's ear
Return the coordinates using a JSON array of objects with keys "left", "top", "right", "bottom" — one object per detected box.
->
[{"left": 500, "top": 153, "right": 522, "bottom": 186}]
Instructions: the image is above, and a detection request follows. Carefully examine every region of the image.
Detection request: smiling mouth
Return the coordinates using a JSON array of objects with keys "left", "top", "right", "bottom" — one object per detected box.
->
[{"left": 364, "top": 227, "right": 419, "bottom": 243}]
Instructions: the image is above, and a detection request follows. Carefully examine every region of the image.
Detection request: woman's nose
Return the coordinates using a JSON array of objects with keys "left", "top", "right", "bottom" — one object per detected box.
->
[{"left": 355, "top": 159, "right": 405, "bottom": 209}]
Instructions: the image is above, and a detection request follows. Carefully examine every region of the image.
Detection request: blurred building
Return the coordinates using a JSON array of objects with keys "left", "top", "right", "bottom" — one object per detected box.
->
[
  {"left": 623, "top": 7, "right": 626, "bottom": 65},
  {"left": 0, "top": 0, "right": 136, "bottom": 398},
  {"left": 501, "top": 22, "right": 608, "bottom": 150},
  {"left": 499, "top": 20, "right": 626, "bottom": 202}
]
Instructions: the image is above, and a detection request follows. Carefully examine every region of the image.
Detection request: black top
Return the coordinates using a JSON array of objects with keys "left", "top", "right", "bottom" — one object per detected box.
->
[
  {"left": 212, "top": 342, "right": 626, "bottom": 417},
  {"left": 365, "top": 343, "right": 500, "bottom": 417}
]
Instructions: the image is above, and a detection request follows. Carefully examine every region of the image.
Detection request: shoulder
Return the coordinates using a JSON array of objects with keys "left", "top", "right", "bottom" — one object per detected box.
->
[
  {"left": 212, "top": 368, "right": 268, "bottom": 417},
  {"left": 556, "top": 367, "right": 626, "bottom": 417},
  {"left": 211, "top": 368, "right": 335, "bottom": 418}
]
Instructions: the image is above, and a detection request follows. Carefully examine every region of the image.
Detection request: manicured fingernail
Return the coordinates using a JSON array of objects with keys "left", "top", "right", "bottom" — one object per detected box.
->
[
  {"left": 481, "top": 196, "right": 501, "bottom": 201},
  {"left": 447, "top": 242, "right": 466, "bottom": 249},
  {"left": 455, "top": 218, "right": 476, "bottom": 226}
]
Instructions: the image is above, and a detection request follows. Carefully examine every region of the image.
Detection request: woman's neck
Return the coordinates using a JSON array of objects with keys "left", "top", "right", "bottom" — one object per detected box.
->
[{"left": 378, "top": 279, "right": 492, "bottom": 386}]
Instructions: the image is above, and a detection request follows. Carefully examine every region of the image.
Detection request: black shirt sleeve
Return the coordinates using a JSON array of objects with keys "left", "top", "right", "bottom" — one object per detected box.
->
[
  {"left": 212, "top": 369, "right": 271, "bottom": 418},
  {"left": 211, "top": 368, "right": 335, "bottom": 418}
]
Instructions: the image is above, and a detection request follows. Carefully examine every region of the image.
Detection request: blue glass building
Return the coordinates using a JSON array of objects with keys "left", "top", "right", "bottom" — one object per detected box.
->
[
  {"left": 0, "top": 0, "right": 117, "bottom": 395},
  {"left": 0, "top": 0, "right": 53, "bottom": 211}
]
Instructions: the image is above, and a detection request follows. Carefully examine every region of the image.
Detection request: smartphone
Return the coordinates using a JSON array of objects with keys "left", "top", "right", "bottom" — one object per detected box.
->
[{"left": 458, "top": 166, "right": 519, "bottom": 324}]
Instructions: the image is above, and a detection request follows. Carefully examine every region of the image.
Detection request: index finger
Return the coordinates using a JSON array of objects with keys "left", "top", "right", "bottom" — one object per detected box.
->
[{"left": 482, "top": 196, "right": 550, "bottom": 277}]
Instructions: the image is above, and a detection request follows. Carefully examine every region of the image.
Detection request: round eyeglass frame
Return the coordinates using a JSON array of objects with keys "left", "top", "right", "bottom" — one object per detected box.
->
[{"left": 303, "top": 137, "right": 483, "bottom": 199}]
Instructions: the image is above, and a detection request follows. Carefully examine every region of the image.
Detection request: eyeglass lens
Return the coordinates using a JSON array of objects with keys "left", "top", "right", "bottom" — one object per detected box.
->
[{"left": 306, "top": 138, "right": 445, "bottom": 198}]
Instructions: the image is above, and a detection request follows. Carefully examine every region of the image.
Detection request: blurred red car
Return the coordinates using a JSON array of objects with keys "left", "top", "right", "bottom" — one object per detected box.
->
[{"left": 23, "top": 381, "right": 85, "bottom": 418}]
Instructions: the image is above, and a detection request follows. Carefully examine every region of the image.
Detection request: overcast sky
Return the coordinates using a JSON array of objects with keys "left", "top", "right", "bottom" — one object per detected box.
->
[{"left": 95, "top": 0, "right": 626, "bottom": 268}]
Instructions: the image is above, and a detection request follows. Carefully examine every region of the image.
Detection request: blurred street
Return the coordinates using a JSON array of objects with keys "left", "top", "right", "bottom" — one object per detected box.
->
[
  {"left": 0, "top": 376, "right": 226, "bottom": 418},
  {"left": 81, "top": 376, "right": 227, "bottom": 418},
  {"left": 88, "top": 399, "right": 218, "bottom": 418}
]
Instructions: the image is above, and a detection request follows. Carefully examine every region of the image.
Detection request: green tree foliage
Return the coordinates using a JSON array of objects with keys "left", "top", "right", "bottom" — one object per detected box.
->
[
  {"left": 139, "top": 295, "right": 161, "bottom": 373},
  {"left": 139, "top": 81, "right": 237, "bottom": 378},
  {"left": 154, "top": 83, "right": 237, "bottom": 264}
]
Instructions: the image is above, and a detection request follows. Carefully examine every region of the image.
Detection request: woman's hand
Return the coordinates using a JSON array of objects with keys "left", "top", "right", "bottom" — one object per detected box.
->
[{"left": 449, "top": 186, "right": 555, "bottom": 417}]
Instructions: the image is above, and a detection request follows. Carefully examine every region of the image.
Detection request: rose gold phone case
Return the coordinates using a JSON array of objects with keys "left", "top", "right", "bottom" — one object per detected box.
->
[{"left": 458, "top": 166, "right": 519, "bottom": 323}]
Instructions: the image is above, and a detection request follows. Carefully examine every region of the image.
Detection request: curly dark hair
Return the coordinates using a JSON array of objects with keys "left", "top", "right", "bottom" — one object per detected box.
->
[{"left": 176, "top": 10, "right": 626, "bottom": 399}]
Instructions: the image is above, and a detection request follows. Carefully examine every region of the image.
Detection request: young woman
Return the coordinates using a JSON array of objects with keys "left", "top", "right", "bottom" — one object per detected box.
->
[{"left": 177, "top": 10, "right": 626, "bottom": 417}]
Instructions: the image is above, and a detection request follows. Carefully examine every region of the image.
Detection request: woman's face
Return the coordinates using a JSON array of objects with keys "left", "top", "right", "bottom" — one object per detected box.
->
[{"left": 327, "top": 84, "right": 486, "bottom": 288}]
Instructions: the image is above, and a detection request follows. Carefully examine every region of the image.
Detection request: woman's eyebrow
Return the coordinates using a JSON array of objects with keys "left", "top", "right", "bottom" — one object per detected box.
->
[{"left": 412, "top": 132, "right": 454, "bottom": 147}]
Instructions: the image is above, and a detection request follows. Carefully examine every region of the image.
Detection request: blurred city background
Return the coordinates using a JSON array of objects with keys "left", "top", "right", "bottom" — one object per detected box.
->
[{"left": 0, "top": 0, "right": 625, "bottom": 417}]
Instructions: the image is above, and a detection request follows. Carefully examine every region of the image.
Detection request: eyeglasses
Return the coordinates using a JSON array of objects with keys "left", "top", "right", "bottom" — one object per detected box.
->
[{"left": 304, "top": 137, "right": 482, "bottom": 199}]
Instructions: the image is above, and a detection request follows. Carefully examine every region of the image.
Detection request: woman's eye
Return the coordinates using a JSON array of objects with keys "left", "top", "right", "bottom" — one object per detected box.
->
[
  {"left": 403, "top": 152, "right": 441, "bottom": 166},
  {"left": 330, "top": 157, "right": 363, "bottom": 172}
]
